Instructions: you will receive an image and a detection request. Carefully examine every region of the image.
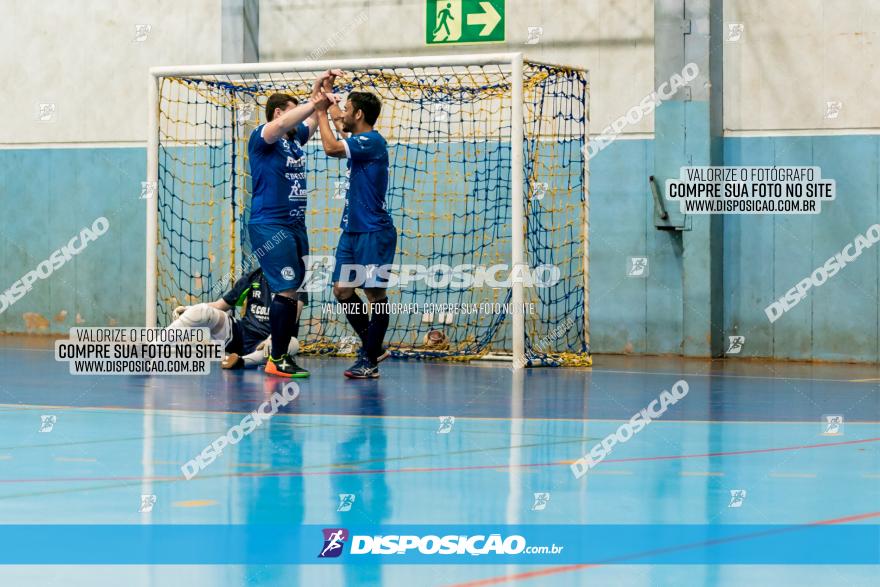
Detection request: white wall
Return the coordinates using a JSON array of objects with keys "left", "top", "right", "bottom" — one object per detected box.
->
[
  {"left": 724, "top": 0, "right": 880, "bottom": 132},
  {"left": 0, "top": 0, "right": 223, "bottom": 145},
  {"left": 258, "top": 0, "right": 880, "bottom": 135},
  {"left": 3, "top": 0, "right": 879, "bottom": 142},
  {"left": 259, "top": 0, "right": 655, "bottom": 136}
]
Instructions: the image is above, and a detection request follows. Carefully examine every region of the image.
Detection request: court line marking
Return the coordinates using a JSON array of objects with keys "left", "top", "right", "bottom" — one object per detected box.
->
[
  {"left": 0, "top": 437, "right": 592, "bottom": 486},
  {"left": 768, "top": 472, "right": 817, "bottom": 479},
  {"left": 443, "top": 510, "right": 880, "bottom": 587},
  {"left": 593, "top": 367, "right": 880, "bottom": 384},
  {"left": 172, "top": 500, "right": 217, "bottom": 508},
  {"left": 588, "top": 437, "right": 879, "bottom": 465},
  {"left": 0, "top": 417, "right": 595, "bottom": 456},
  {"left": 0, "top": 436, "right": 875, "bottom": 486},
  {"left": 3, "top": 344, "right": 878, "bottom": 383},
  {"left": 0, "top": 430, "right": 235, "bottom": 452},
  {"left": 53, "top": 457, "right": 98, "bottom": 463},
  {"left": 2, "top": 402, "right": 879, "bottom": 426}
]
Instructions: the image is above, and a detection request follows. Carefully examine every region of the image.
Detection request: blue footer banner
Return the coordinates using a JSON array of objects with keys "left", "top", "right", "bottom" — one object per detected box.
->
[{"left": 0, "top": 524, "right": 877, "bottom": 564}]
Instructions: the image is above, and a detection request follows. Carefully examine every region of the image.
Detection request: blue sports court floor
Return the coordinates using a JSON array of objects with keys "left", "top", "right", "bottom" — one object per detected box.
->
[{"left": 0, "top": 336, "right": 878, "bottom": 586}]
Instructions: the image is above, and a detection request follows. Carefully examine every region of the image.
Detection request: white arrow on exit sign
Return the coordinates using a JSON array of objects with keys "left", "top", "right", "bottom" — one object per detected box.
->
[{"left": 466, "top": 1, "right": 501, "bottom": 36}]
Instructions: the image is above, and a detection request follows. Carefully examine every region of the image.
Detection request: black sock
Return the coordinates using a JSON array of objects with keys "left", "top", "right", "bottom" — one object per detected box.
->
[
  {"left": 339, "top": 293, "right": 369, "bottom": 346},
  {"left": 365, "top": 297, "right": 390, "bottom": 362},
  {"left": 292, "top": 295, "right": 304, "bottom": 339},
  {"left": 269, "top": 294, "right": 299, "bottom": 360}
]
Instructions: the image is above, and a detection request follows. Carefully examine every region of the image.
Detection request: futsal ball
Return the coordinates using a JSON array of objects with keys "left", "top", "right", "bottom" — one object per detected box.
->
[
  {"left": 423, "top": 329, "right": 449, "bottom": 350},
  {"left": 263, "top": 337, "right": 300, "bottom": 359}
]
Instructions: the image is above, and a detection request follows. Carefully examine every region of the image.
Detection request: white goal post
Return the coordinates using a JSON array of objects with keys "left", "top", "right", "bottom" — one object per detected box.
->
[{"left": 145, "top": 53, "right": 590, "bottom": 369}]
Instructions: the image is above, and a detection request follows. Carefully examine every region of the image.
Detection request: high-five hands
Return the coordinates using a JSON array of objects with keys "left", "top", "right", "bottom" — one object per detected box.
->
[
  {"left": 324, "top": 69, "right": 342, "bottom": 93},
  {"left": 311, "top": 69, "right": 343, "bottom": 99},
  {"left": 312, "top": 90, "right": 340, "bottom": 112}
]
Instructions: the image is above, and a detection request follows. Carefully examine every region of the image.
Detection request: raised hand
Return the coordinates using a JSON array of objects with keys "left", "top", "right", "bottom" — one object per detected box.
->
[
  {"left": 323, "top": 68, "right": 343, "bottom": 92},
  {"left": 312, "top": 69, "right": 343, "bottom": 98},
  {"left": 312, "top": 90, "right": 339, "bottom": 112}
]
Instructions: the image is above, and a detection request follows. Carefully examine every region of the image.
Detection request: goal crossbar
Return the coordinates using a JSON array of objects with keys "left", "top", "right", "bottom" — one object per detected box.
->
[
  {"left": 147, "top": 53, "right": 577, "bottom": 78},
  {"left": 145, "top": 53, "right": 590, "bottom": 369}
]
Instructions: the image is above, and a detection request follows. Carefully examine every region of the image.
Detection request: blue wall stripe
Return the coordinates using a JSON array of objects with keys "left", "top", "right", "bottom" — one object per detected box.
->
[{"left": 2, "top": 135, "right": 879, "bottom": 362}]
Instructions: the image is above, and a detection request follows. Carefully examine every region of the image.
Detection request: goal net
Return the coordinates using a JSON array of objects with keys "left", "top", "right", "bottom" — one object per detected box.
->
[{"left": 147, "top": 54, "right": 590, "bottom": 367}]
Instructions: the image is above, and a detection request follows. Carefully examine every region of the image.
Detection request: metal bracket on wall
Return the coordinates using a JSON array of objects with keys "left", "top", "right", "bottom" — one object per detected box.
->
[{"left": 649, "top": 175, "right": 687, "bottom": 231}]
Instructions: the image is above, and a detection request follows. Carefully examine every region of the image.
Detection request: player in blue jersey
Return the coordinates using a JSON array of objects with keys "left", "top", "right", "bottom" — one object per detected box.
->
[
  {"left": 314, "top": 75, "right": 397, "bottom": 379},
  {"left": 247, "top": 76, "right": 336, "bottom": 378}
]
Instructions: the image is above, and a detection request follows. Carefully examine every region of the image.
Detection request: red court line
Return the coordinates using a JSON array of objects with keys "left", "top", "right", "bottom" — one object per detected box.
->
[
  {"left": 592, "top": 435, "right": 880, "bottom": 465},
  {"left": 0, "top": 436, "right": 877, "bottom": 485},
  {"left": 445, "top": 510, "right": 880, "bottom": 587}
]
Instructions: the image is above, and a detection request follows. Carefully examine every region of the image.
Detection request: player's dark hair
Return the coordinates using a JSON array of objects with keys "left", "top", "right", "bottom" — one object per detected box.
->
[
  {"left": 265, "top": 93, "right": 299, "bottom": 122},
  {"left": 348, "top": 91, "right": 382, "bottom": 126}
]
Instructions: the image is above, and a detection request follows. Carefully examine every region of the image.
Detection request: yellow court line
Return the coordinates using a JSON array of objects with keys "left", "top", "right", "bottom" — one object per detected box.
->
[
  {"left": 861, "top": 473, "right": 880, "bottom": 479},
  {"left": 0, "top": 455, "right": 12, "bottom": 461},
  {"left": 848, "top": 378, "right": 880, "bottom": 383},
  {"left": 54, "top": 456, "right": 98, "bottom": 463},
  {"left": 172, "top": 500, "right": 217, "bottom": 508}
]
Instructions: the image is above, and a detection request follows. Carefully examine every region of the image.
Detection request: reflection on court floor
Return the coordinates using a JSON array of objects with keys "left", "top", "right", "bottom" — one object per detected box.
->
[{"left": 0, "top": 342, "right": 878, "bottom": 586}]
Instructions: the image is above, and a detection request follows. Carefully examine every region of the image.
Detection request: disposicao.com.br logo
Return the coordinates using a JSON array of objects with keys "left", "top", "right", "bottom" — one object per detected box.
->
[{"left": 318, "top": 530, "right": 563, "bottom": 558}]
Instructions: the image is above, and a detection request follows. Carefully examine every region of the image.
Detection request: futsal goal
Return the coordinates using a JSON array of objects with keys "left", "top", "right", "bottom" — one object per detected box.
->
[{"left": 145, "top": 53, "right": 590, "bottom": 368}]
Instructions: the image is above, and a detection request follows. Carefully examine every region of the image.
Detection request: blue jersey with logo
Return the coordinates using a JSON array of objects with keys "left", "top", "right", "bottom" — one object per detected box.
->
[
  {"left": 341, "top": 130, "right": 392, "bottom": 233},
  {"left": 248, "top": 122, "right": 311, "bottom": 225}
]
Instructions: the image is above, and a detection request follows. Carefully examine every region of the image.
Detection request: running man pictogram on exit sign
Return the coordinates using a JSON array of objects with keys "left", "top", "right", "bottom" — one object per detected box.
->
[{"left": 426, "top": 0, "right": 505, "bottom": 45}]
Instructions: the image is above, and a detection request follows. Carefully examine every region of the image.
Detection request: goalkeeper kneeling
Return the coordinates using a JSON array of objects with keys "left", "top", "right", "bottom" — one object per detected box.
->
[{"left": 167, "top": 267, "right": 305, "bottom": 369}]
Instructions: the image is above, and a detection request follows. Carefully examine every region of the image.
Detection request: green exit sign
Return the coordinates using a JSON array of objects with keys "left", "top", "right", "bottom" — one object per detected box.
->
[{"left": 426, "top": 0, "right": 505, "bottom": 45}]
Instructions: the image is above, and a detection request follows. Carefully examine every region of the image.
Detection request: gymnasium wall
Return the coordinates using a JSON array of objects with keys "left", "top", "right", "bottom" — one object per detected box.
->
[
  {"left": 259, "top": 0, "right": 655, "bottom": 138},
  {"left": 259, "top": 0, "right": 664, "bottom": 356},
  {"left": 0, "top": 0, "right": 222, "bottom": 332},
  {"left": 720, "top": 0, "right": 880, "bottom": 361},
  {"left": 2, "top": 0, "right": 880, "bottom": 362},
  {"left": 259, "top": 1, "right": 880, "bottom": 361}
]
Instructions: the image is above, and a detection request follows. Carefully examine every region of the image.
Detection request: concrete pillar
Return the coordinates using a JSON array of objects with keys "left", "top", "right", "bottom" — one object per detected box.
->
[
  {"left": 222, "top": 0, "right": 259, "bottom": 63},
  {"left": 654, "top": 0, "right": 724, "bottom": 356}
]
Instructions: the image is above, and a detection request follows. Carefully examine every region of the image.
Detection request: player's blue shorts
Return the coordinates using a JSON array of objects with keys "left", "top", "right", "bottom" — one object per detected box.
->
[
  {"left": 332, "top": 226, "right": 398, "bottom": 288},
  {"left": 247, "top": 222, "right": 309, "bottom": 294}
]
